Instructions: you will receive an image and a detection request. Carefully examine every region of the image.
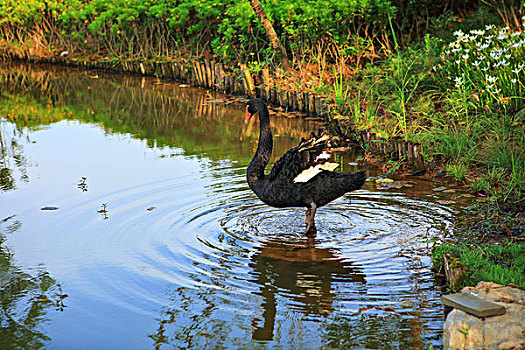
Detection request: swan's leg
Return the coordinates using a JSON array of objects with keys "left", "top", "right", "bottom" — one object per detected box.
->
[
  {"left": 305, "top": 207, "right": 311, "bottom": 224},
  {"left": 305, "top": 202, "right": 317, "bottom": 234}
]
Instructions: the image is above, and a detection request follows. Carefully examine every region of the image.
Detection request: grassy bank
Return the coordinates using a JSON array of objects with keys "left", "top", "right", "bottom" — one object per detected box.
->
[{"left": 1, "top": 0, "right": 524, "bottom": 288}]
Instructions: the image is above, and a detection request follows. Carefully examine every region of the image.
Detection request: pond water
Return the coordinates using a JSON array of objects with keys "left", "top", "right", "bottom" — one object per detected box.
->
[{"left": 0, "top": 62, "right": 465, "bottom": 349}]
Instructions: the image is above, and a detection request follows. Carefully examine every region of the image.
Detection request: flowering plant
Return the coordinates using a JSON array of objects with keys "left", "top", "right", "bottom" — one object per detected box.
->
[{"left": 439, "top": 19, "right": 525, "bottom": 112}]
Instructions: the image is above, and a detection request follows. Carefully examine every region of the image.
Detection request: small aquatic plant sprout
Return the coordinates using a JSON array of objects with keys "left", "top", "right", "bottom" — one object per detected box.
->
[{"left": 441, "top": 21, "right": 525, "bottom": 112}]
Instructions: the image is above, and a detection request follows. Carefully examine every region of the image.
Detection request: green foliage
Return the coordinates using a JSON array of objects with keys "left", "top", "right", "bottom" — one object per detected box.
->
[
  {"left": 445, "top": 162, "right": 467, "bottom": 181},
  {"left": 432, "top": 243, "right": 525, "bottom": 289},
  {"left": 333, "top": 65, "right": 348, "bottom": 109},
  {"left": 0, "top": 0, "right": 397, "bottom": 62}
]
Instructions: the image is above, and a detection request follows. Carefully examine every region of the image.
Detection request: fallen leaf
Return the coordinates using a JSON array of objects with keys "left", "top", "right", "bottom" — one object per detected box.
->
[
  {"left": 375, "top": 177, "right": 394, "bottom": 183},
  {"left": 41, "top": 206, "right": 59, "bottom": 210}
]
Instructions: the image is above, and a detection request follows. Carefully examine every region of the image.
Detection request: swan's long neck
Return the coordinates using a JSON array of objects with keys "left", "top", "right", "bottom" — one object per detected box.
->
[{"left": 247, "top": 106, "right": 272, "bottom": 189}]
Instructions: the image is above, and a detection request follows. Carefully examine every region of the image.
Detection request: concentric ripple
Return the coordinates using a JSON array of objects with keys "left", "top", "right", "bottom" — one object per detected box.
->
[
  {"left": 5, "top": 143, "right": 453, "bottom": 348},
  {"left": 1, "top": 99, "right": 454, "bottom": 349}
]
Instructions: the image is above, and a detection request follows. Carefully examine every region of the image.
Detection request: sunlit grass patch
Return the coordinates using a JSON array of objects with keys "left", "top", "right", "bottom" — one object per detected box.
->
[{"left": 432, "top": 243, "right": 525, "bottom": 290}]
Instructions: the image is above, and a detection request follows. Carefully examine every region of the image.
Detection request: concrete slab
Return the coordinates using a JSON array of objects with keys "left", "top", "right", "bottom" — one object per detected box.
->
[{"left": 441, "top": 292, "right": 506, "bottom": 318}]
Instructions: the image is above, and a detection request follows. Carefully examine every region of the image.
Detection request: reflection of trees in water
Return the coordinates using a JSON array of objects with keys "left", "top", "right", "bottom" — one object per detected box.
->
[
  {"left": 0, "top": 61, "right": 324, "bottom": 182},
  {"left": 323, "top": 249, "right": 441, "bottom": 350},
  {"left": 149, "top": 236, "right": 366, "bottom": 349},
  {"left": 0, "top": 216, "right": 65, "bottom": 348},
  {"left": 0, "top": 124, "right": 30, "bottom": 192},
  {"left": 323, "top": 314, "right": 429, "bottom": 350}
]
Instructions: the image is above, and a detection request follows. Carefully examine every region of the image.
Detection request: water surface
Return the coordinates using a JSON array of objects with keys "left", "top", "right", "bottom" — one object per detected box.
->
[{"left": 0, "top": 62, "right": 463, "bottom": 349}]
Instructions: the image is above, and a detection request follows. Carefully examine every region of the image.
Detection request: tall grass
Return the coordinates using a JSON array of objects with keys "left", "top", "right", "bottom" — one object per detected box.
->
[
  {"left": 384, "top": 15, "right": 428, "bottom": 139},
  {"left": 333, "top": 65, "right": 348, "bottom": 109},
  {"left": 349, "top": 89, "right": 378, "bottom": 131}
]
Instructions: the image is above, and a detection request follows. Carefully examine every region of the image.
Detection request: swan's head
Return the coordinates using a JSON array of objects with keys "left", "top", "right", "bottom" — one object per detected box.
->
[{"left": 245, "top": 98, "right": 264, "bottom": 124}]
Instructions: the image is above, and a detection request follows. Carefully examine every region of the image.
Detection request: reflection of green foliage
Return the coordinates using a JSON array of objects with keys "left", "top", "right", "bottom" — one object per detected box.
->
[
  {"left": 0, "top": 63, "right": 310, "bottom": 166},
  {"left": 323, "top": 315, "right": 436, "bottom": 349},
  {"left": 0, "top": 93, "right": 78, "bottom": 128},
  {"left": 0, "top": 216, "right": 63, "bottom": 348},
  {"left": 0, "top": 125, "right": 30, "bottom": 192}
]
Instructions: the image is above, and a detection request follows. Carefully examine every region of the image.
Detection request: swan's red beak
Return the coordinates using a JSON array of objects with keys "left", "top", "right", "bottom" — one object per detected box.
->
[{"left": 245, "top": 105, "right": 252, "bottom": 124}]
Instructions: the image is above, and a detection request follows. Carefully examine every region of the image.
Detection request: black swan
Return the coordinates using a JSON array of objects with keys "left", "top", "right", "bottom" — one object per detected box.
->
[{"left": 245, "top": 98, "right": 367, "bottom": 234}]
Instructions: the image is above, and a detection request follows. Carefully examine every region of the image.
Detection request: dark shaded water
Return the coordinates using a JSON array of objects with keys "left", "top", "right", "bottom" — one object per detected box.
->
[{"left": 0, "top": 62, "right": 465, "bottom": 349}]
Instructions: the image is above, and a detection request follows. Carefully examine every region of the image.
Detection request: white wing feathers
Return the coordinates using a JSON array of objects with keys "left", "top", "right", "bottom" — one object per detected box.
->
[{"left": 293, "top": 162, "right": 339, "bottom": 183}]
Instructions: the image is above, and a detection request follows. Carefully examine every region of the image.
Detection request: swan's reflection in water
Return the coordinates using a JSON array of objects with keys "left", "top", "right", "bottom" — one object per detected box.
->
[{"left": 249, "top": 235, "right": 366, "bottom": 341}]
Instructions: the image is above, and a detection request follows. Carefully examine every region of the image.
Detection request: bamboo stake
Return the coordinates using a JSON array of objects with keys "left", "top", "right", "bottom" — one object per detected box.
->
[
  {"left": 239, "top": 63, "right": 255, "bottom": 96},
  {"left": 204, "top": 59, "right": 212, "bottom": 88},
  {"left": 407, "top": 142, "right": 414, "bottom": 160}
]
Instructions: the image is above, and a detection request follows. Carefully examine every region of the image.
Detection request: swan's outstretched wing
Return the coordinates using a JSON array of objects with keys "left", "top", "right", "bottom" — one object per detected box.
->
[{"left": 267, "top": 132, "right": 339, "bottom": 183}]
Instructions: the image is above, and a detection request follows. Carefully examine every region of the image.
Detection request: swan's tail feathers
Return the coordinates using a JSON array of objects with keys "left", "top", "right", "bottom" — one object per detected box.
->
[{"left": 344, "top": 170, "right": 367, "bottom": 192}]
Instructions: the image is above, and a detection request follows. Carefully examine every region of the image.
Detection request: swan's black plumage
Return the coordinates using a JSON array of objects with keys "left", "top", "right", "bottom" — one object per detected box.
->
[{"left": 245, "top": 98, "right": 366, "bottom": 233}]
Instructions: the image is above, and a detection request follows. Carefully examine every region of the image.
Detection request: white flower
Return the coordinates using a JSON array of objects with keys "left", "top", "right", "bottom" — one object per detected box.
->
[
  {"left": 454, "top": 76, "right": 463, "bottom": 87},
  {"left": 486, "top": 84, "right": 494, "bottom": 90},
  {"left": 490, "top": 51, "right": 501, "bottom": 60},
  {"left": 455, "top": 60, "right": 460, "bottom": 64},
  {"left": 511, "top": 31, "right": 521, "bottom": 37},
  {"left": 477, "top": 43, "right": 489, "bottom": 51},
  {"left": 445, "top": 50, "right": 451, "bottom": 54},
  {"left": 464, "top": 49, "right": 470, "bottom": 53},
  {"left": 485, "top": 24, "right": 494, "bottom": 30},
  {"left": 486, "top": 75, "right": 497, "bottom": 83},
  {"left": 478, "top": 55, "right": 485, "bottom": 60},
  {"left": 505, "top": 54, "right": 511, "bottom": 59},
  {"left": 485, "top": 35, "right": 493, "bottom": 40},
  {"left": 481, "top": 66, "right": 489, "bottom": 72},
  {"left": 493, "top": 88, "right": 501, "bottom": 94},
  {"left": 462, "top": 54, "right": 469, "bottom": 60},
  {"left": 454, "top": 30, "right": 465, "bottom": 37},
  {"left": 512, "top": 67, "right": 522, "bottom": 74},
  {"left": 471, "top": 29, "right": 485, "bottom": 36},
  {"left": 511, "top": 79, "right": 517, "bottom": 83},
  {"left": 472, "top": 61, "right": 480, "bottom": 67}
]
